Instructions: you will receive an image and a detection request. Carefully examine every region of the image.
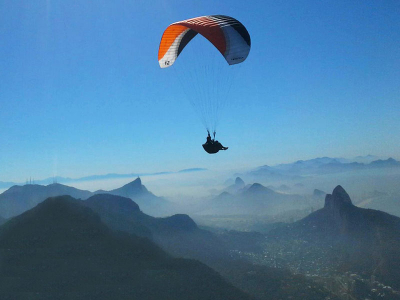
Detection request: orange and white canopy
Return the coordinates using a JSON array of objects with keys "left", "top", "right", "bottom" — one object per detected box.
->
[{"left": 158, "top": 15, "right": 251, "bottom": 68}]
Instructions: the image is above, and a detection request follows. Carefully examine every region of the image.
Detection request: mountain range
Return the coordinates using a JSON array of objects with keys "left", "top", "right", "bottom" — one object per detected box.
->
[
  {"left": 0, "top": 195, "right": 251, "bottom": 300},
  {"left": 0, "top": 176, "right": 326, "bottom": 221},
  {"left": 84, "top": 193, "right": 343, "bottom": 299},
  {"left": 0, "top": 177, "right": 173, "bottom": 219},
  {"left": 0, "top": 191, "right": 339, "bottom": 299},
  {"left": 2, "top": 156, "right": 397, "bottom": 191},
  {"left": 2, "top": 178, "right": 399, "bottom": 298},
  {"left": 200, "top": 177, "right": 321, "bottom": 216},
  {"left": 247, "top": 157, "right": 400, "bottom": 180}
]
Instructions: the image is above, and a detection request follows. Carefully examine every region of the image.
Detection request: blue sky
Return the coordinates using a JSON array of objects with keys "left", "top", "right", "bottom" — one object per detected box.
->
[{"left": 1, "top": 0, "right": 399, "bottom": 182}]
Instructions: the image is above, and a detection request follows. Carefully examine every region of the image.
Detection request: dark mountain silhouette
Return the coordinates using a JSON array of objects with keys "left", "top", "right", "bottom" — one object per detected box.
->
[
  {"left": 85, "top": 194, "right": 198, "bottom": 239},
  {"left": 85, "top": 194, "right": 223, "bottom": 260},
  {"left": 0, "top": 195, "right": 252, "bottom": 300},
  {"left": 161, "top": 213, "right": 198, "bottom": 231},
  {"left": 84, "top": 193, "right": 153, "bottom": 239},
  {"left": 0, "top": 215, "right": 5, "bottom": 226},
  {"left": 0, "top": 183, "right": 92, "bottom": 218},
  {"left": 269, "top": 185, "right": 400, "bottom": 289},
  {"left": 84, "top": 193, "right": 336, "bottom": 300}
]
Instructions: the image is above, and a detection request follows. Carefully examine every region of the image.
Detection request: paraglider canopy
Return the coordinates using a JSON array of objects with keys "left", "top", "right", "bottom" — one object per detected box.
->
[{"left": 158, "top": 15, "right": 251, "bottom": 68}]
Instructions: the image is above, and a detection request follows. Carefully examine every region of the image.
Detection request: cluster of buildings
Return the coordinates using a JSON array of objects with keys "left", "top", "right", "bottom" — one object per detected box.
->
[
  {"left": 230, "top": 242, "right": 400, "bottom": 300},
  {"left": 337, "top": 273, "right": 400, "bottom": 300}
]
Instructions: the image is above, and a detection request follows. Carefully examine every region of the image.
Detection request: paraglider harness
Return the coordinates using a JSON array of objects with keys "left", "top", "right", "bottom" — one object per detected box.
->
[{"left": 202, "top": 131, "right": 228, "bottom": 154}]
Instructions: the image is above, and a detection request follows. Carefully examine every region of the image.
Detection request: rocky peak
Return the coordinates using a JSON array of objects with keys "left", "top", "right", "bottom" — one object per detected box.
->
[
  {"left": 235, "top": 177, "right": 245, "bottom": 187},
  {"left": 130, "top": 177, "right": 142, "bottom": 186},
  {"left": 120, "top": 177, "right": 146, "bottom": 193},
  {"left": 321, "top": 186, "right": 355, "bottom": 233},
  {"left": 324, "top": 185, "right": 353, "bottom": 210},
  {"left": 245, "top": 183, "right": 275, "bottom": 195},
  {"left": 248, "top": 183, "right": 264, "bottom": 192}
]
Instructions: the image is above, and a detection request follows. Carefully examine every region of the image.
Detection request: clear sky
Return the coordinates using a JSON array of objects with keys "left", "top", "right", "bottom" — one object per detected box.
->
[{"left": 1, "top": 0, "right": 399, "bottom": 182}]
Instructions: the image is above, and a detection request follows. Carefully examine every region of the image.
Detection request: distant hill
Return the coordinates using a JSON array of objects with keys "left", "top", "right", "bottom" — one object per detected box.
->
[
  {"left": 85, "top": 194, "right": 199, "bottom": 239},
  {"left": 100, "top": 177, "right": 151, "bottom": 199},
  {"left": 369, "top": 157, "right": 400, "bottom": 167},
  {"left": 96, "top": 177, "right": 175, "bottom": 216},
  {"left": 0, "top": 183, "right": 92, "bottom": 218},
  {"left": 268, "top": 185, "right": 400, "bottom": 289},
  {"left": 0, "top": 178, "right": 174, "bottom": 219},
  {"left": 201, "top": 182, "right": 313, "bottom": 216},
  {"left": 224, "top": 177, "right": 246, "bottom": 194},
  {"left": 0, "top": 195, "right": 252, "bottom": 300},
  {"left": 247, "top": 165, "right": 301, "bottom": 181},
  {"left": 247, "top": 157, "right": 400, "bottom": 179},
  {"left": 277, "top": 184, "right": 291, "bottom": 192},
  {"left": 352, "top": 155, "right": 380, "bottom": 164},
  {"left": 85, "top": 193, "right": 225, "bottom": 260},
  {"left": 313, "top": 189, "right": 326, "bottom": 198},
  {"left": 84, "top": 193, "right": 153, "bottom": 239}
]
